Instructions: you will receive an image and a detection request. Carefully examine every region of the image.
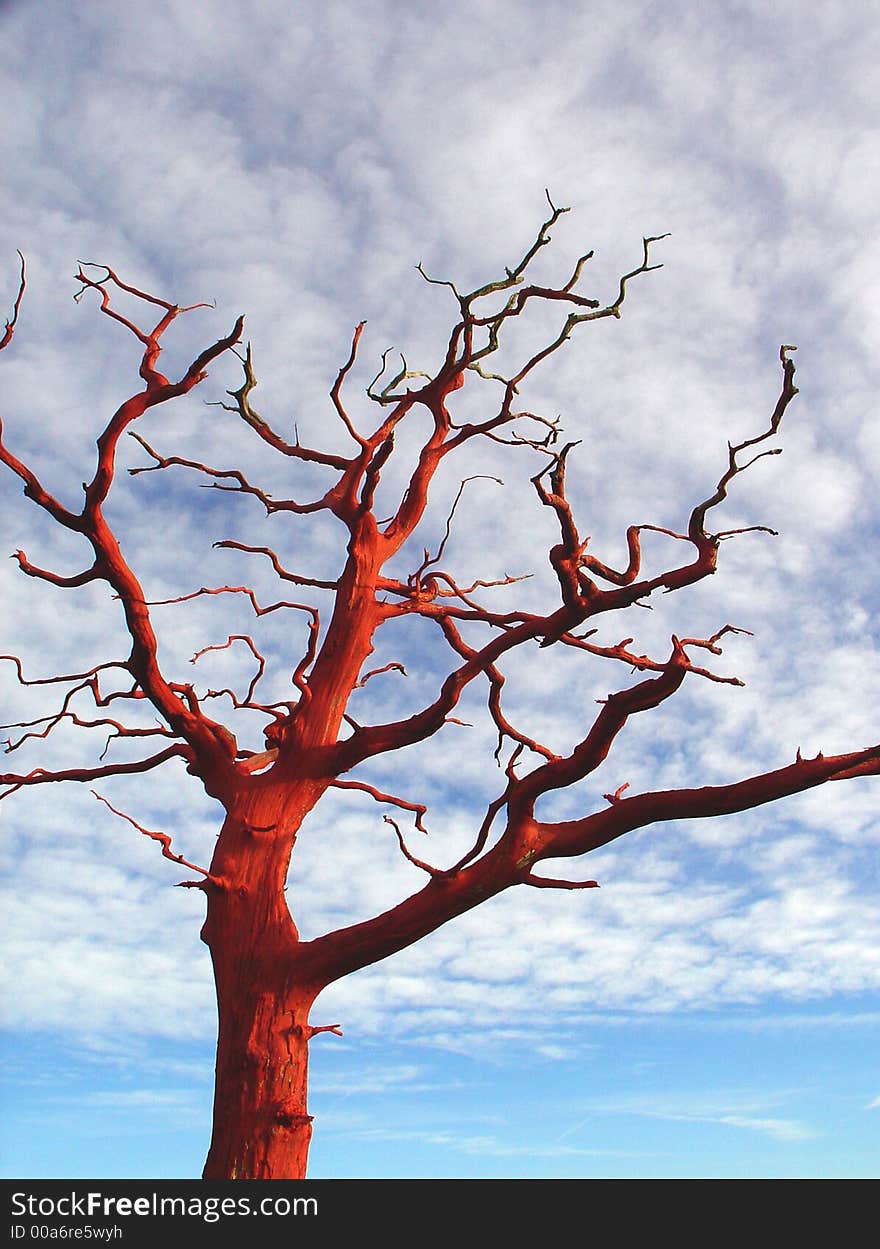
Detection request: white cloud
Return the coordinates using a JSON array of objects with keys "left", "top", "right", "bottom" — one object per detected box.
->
[
  {"left": 574, "top": 1088, "right": 820, "bottom": 1145},
  {"left": 312, "top": 1064, "right": 433, "bottom": 1097}
]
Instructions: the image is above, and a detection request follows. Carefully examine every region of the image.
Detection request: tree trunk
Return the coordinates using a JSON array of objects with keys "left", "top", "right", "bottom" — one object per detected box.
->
[
  {"left": 202, "top": 980, "right": 316, "bottom": 1179},
  {"left": 199, "top": 786, "right": 323, "bottom": 1179}
]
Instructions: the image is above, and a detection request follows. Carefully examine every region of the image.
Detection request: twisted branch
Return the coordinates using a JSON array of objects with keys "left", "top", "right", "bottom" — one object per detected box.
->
[{"left": 92, "top": 791, "right": 215, "bottom": 882}]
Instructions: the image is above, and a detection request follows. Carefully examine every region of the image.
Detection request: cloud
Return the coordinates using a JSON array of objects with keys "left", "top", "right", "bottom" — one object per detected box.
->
[
  {"left": 716, "top": 1116, "right": 817, "bottom": 1144},
  {"left": 563, "top": 1088, "right": 820, "bottom": 1145},
  {"left": 350, "top": 1128, "right": 637, "bottom": 1161},
  {"left": 312, "top": 1064, "right": 457, "bottom": 1098},
  {"left": 71, "top": 1090, "right": 198, "bottom": 1110}
]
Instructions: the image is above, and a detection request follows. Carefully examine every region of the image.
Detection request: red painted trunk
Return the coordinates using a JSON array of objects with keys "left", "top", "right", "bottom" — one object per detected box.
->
[
  {"left": 199, "top": 788, "right": 322, "bottom": 1180},
  {"left": 201, "top": 980, "right": 315, "bottom": 1179}
]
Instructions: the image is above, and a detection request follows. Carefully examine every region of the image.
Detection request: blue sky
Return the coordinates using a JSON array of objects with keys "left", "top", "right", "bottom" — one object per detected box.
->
[{"left": 1, "top": 0, "right": 878, "bottom": 1179}]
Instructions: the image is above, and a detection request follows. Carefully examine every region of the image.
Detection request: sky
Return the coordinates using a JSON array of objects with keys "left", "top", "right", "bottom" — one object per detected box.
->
[{"left": 0, "top": 0, "right": 878, "bottom": 1180}]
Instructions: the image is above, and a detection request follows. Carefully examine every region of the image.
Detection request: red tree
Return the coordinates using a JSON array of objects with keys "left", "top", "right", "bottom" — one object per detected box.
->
[{"left": 2, "top": 202, "right": 877, "bottom": 1179}]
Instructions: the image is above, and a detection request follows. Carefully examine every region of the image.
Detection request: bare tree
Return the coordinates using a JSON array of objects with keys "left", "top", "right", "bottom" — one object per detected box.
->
[{"left": 2, "top": 201, "right": 877, "bottom": 1179}]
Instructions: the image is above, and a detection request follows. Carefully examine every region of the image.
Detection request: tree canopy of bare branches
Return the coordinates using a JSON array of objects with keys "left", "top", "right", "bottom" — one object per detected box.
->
[{"left": 2, "top": 200, "right": 877, "bottom": 1178}]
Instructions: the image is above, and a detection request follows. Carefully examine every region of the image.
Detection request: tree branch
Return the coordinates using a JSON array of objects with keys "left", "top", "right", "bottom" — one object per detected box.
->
[
  {"left": 1, "top": 251, "right": 26, "bottom": 352},
  {"left": 689, "top": 345, "right": 798, "bottom": 541},
  {"left": 213, "top": 540, "right": 338, "bottom": 590},
  {"left": 530, "top": 744, "right": 880, "bottom": 864},
  {"left": 0, "top": 744, "right": 192, "bottom": 801},
  {"left": 92, "top": 790, "right": 216, "bottom": 882},
  {"left": 331, "top": 778, "right": 427, "bottom": 831},
  {"left": 216, "top": 342, "right": 351, "bottom": 468}
]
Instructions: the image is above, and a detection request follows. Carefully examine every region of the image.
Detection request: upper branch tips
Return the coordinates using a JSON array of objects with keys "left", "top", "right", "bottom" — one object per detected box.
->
[{"left": 1, "top": 252, "right": 26, "bottom": 352}]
